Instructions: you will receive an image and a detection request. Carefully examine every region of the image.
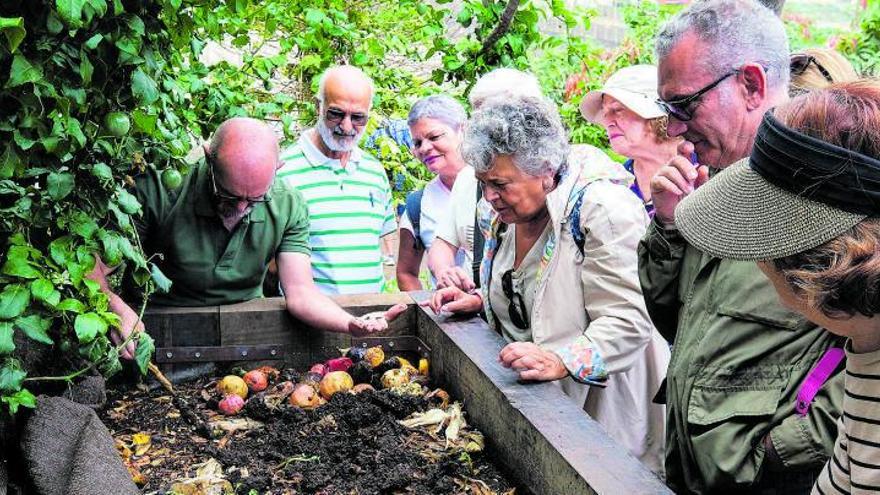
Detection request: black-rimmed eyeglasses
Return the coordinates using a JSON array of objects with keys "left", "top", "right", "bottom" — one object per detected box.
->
[
  {"left": 656, "top": 69, "right": 740, "bottom": 122},
  {"left": 207, "top": 155, "right": 272, "bottom": 205},
  {"left": 790, "top": 53, "right": 834, "bottom": 83},
  {"left": 325, "top": 107, "right": 368, "bottom": 127},
  {"left": 501, "top": 269, "right": 530, "bottom": 330}
]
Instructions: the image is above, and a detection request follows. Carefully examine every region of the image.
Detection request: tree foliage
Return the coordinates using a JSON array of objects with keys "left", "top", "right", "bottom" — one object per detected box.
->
[
  {"left": 1, "top": 0, "right": 859, "bottom": 414},
  {"left": 0, "top": 0, "right": 598, "bottom": 415}
]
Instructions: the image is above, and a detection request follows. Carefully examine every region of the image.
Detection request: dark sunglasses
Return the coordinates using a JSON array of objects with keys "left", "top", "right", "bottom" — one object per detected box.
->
[
  {"left": 790, "top": 53, "right": 834, "bottom": 83},
  {"left": 325, "top": 107, "right": 368, "bottom": 126},
  {"left": 657, "top": 69, "right": 740, "bottom": 122},
  {"left": 501, "top": 269, "right": 530, "bottom": 330},
  {"left": 207, "top": 155, "right": 271, "bottom": 205}
]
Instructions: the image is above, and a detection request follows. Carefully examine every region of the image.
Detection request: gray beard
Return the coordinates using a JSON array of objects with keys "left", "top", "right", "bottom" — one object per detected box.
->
[
  {"left": 317, "top": 117, "right": 362, "bottom": 152},
  {"left": 218, "top": 206, "right": 252, "bottom": 231}
]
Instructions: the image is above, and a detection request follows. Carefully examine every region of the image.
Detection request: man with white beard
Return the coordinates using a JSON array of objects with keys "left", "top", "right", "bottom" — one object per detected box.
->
[{"left": 279, "top": 66, "right": 396, "bottom": 295}]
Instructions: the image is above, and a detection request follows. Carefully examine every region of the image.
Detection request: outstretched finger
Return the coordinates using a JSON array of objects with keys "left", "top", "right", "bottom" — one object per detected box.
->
[{"left": 383, "top": 303, "right": 408, "bottom": 322}]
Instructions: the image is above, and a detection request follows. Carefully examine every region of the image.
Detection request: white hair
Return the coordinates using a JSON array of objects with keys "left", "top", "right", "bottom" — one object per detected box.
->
[
  {"left": 655, "top": 0, "right": 790, "bottom": 92},
  {"left": 407, "top": 95, "right": 468, "bottom": 130},
  {"left": 469, "top": 68, "right": 544, "bottom": 109},
  {"left": 316, "top": 65, "right": 375, "bottom": 106}
]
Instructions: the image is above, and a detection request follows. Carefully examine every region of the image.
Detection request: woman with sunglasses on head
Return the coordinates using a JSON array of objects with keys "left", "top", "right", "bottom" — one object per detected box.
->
[
  {"left": 675, "top": 80, "right": 880, "bottom": 495},
  {"left": 425, "top": 95, "right": 670, "bottom": 474},
  {"left": 789, "top": 47, "right": 858, "bottom": 96},
  {"left": 396, "top": 95, "right": 471, "bottom": 290},
  {"left": 580, "top": 65, "right": 681, "bottom": 216}
]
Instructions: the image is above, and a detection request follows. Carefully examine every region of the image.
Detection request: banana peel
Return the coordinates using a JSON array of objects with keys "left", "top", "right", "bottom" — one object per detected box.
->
[
  {"left": 444, "top": 403, "right": 465, "bottom": 447},
  {"left": 399, "top": 408, "right": 448, "bottom": 429},
  {"left": 399, "top": 402, "right": 476, "bottom": 450},
  {"left": 169, "top": 458, "right": 233, "bottom": 495}
]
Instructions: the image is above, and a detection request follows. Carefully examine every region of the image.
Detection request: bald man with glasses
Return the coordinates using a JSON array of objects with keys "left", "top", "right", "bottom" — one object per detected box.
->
[{"left": 87, "top": 118, "right": 402, "bottom": 361}]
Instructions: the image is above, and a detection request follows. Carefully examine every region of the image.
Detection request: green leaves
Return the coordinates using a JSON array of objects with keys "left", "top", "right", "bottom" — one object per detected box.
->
[
  {"left": 56, "top": 0, "right": 86, "bottom": 28},
  {"left": 31, "top": 278, "right": 61, "bottom": 307},
  {"left": 2, "top": 246, "right": 42, "bottom": 279},
  {"left": 3, "top": 388, "right": 36, "bottom": 415},
  {"left": 15, "top": 315, "right": 53, "bottom": 345},
  {"left": 0, "top": 359, "right": 33, "bottom": 413},
  {"left": 6, "top": 54, "right": 43, "bottom": 88},
  {"left": 116, "top": 189, "right": 141, "bottom": 215},
  {"left": 80, "top": 52, "right": 94, "bottom": 84},
  {"left": 135, "top": 331, "right": 155, "bottom": 375},
  {"left": 57, "top": 298, "right": 86, "bottom": 313},
  {"left": 0, "top": 17, "right": 26, "bottom": 53},
  {"left": 131, "top": 69, "right": 159, "bottom": 105},
  {"left": 150, "top": 262, "right": 173, "bottom": 293},
  {"left": 0, "top": 322, "right": 14, "bottom": 355},
  {"left": 84, "top": 33, "right": 103, "bottom": 49},
  {"left": 132, "top": 110, "right": 158, "bottom": 137},
  {"left": 0, "top": 284, "right": 30, "bottom": 320},
  {"left": 0, "top": 360, "right": 27, "bottom": 392},
  {"left": 47, "top": 171, "right": 75, "bottom": 200},
  {"left": 74, "top": 312, "right": 107, "bottom": 343}
]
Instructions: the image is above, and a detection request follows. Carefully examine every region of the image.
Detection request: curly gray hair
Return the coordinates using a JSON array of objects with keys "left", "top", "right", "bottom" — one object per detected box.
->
[
  {"left": 462, "top": 96, "right": 569, "bottom": 178},
  {"left": 655, "top": 0, "right": 790, "bottom": 92}
]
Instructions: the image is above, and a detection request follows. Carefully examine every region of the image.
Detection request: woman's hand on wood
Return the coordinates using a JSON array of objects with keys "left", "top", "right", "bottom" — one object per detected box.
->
[
  {"left": 498, "top": 342, "right": 568, "bottom": 381},
  {"left": 421, "top": 286, "right": 482, "bottom": 315}
]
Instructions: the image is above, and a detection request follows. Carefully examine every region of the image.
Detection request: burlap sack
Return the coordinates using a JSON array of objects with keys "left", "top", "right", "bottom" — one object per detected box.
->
[{"left": 19, "top": 396, "right": 139, "bottom": 495}]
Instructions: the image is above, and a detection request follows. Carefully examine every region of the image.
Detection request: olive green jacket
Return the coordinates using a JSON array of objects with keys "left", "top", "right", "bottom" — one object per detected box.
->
[{"left": 638, "top": 220, "right": 844, "bottom": 494}]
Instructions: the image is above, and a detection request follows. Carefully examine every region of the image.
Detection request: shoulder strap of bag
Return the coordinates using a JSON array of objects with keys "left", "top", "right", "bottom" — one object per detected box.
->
[
  {"left": 795, "top": 347, "right": 845, "bottom": 416},
  {"left": 472, "top": 183, "right": 485, "bottom": 287},
  {"left": 405, "top": 189, "right": 425, "bottom": 250}
]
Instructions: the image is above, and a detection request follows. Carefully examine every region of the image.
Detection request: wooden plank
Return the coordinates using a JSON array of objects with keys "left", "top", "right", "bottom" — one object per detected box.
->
[
  {"left": 140, "top": 296, "right": 419, "bottom": 368},
  {"left": 409, "top": 291, "right": 670, "bottom": 495},
  {"left": 143, "top": 306, "right": 220, "bottom": 377}
]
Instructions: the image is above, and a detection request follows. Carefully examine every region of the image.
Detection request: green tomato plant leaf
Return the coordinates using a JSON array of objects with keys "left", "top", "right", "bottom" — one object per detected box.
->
[
  {"left": 0, "top": 322, "right": 14, "bottom": 355},
  {"left": 0, "top": 16, "right": 26, "bottom": 53},
  {"left": 134, "top": 331, "right": 154, "bottom": 375},
  {"left": 15, "top": 315, "right": 53, "bottom": 345},
  {"left": 0, "top": 284, "right": 30, "bottom": 320},
  {"left": 74, "top": 312, "right": 107, "bottom": 343}
]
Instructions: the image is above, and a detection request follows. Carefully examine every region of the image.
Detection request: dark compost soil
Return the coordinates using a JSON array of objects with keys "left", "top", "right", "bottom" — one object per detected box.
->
[{"left": 99, "top": 372, "right": 521, "bottom": 495}]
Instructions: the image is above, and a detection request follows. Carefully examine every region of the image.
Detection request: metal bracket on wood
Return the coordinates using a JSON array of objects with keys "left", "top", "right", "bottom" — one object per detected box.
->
[
  {"left": 155, "top": 345, "right": 286, "bottom": 363},
  {"left": 350, "top": 335, "right": 431, "bottom": 358}
]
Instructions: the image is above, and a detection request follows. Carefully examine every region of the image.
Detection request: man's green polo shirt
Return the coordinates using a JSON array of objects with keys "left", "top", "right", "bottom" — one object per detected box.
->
[{"left": 132, "top": 162, "right": 310, "bottom": 307}]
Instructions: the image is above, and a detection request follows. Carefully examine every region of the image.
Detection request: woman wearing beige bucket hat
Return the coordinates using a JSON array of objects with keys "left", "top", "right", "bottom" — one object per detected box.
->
[
  {"left": 675, "top": 80, "right": 880, "bottom": 494},
  {"left": 581, "top": 64, "right": 680, "bottom": 215}
]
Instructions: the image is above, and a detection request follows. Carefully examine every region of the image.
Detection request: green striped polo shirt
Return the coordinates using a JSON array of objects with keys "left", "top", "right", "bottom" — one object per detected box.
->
[{"left": 278, "top": 130, "right": 396, "bottom": 295}]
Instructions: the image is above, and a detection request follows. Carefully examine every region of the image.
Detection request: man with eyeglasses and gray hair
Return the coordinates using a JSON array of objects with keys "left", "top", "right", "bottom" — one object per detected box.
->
[
  {"left": 279, "top": 66, "right": 396, "bottom": 295},
  {"left": 638, "top": 0, "right": 844, "bottom": 493}
]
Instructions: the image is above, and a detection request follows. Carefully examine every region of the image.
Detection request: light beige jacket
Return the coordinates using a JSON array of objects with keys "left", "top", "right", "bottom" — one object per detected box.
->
[{"left": 478, "top": 145, "right": 670, "bottom": 474}]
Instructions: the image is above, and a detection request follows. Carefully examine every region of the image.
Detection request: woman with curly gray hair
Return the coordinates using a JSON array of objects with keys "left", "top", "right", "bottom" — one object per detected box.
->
[{"left": 425, "top": 96, "right": 670, "bottom": 474}]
